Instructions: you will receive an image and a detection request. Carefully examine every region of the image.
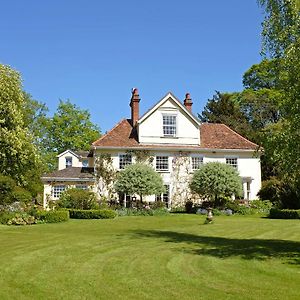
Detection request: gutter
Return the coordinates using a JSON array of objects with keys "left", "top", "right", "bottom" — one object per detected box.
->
[
  {"left": 41, "top": 177, "right": 94, "bottom": 182},
  {"left": 93, "top": 146, "right": 261, "bottom": 154}
]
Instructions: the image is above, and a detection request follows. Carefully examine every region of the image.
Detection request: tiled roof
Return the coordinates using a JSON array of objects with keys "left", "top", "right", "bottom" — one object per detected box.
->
[
  {"left": 92, "top": 119, "right": 139, "bottom": 147},
  {"left": 92, "top": 119, "right": 258, "bottom": 150},
  {"left": 200, "top": 123, "right": 258, "bottom": 150},
  {"left": 42, "top": 167, "right": 94, "bottom": 181}
]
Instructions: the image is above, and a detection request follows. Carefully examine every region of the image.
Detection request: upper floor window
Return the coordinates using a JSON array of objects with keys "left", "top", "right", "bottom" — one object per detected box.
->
[
  {"left": 163, "top": 115, "right": 177, "bottom": 137},
  {"left": 191, "top": 157, "right": 203, "bottom": 170},
  {"left": 82, "top": 159, "right": 88, "bottom": 168},
  {"left": 226, "top": 157, "right": 238, "bottom": 169},
  {"left": 52, "top": 185, "right": 65, "bottom": 199},
  {"left": 119, "top": 154, "right": 132, "bottom": 169},
  {"left": 65, "top": 157, "right": 72, "bottom": 168},
  {"left": 156, "top": 156, "right": 169, "bottom": 171}
]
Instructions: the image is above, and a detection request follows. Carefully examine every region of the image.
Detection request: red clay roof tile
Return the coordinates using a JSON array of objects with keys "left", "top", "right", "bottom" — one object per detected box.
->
[{"left": 92, "top": 119, "right": 258, "bottom": 150}]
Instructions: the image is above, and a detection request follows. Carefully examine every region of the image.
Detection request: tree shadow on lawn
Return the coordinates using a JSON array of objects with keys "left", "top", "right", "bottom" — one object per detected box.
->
[{"left": 133, "top": 230, "right": 300, "bottom": 265}]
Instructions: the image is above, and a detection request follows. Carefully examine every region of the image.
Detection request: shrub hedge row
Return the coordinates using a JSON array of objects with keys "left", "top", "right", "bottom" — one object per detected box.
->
[
  {"left": 68, "top": 209, "right": 117, "bottom": 219},
  {"left": 36, "top": 210, "right": 69, "bottom": 223},
  {"left": 269, "top": 208, "right": 300, "bottom": 219}
]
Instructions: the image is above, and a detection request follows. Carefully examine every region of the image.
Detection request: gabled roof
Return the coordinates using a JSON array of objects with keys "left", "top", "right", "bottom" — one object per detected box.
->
[
  {"left": 57, "top": 150, "right": 93, "bottom": 158},
  {"left": 92, "top": 119, "right": 258, "bottom": 151},
  {"left": 57, "top": 150, "right": 79, "bottom": 158},
  {"left": 41, "top": 167, "right": 94, "bottom": 182},
  {"left": 138, "top": 92, "right": 201, "bottom": 126}
]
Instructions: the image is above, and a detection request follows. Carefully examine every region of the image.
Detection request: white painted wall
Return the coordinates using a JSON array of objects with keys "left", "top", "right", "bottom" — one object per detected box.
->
[
  {"left": 57, "top": 151, "right": 93, "bottom": 170},
  {"left": 58, "top": 152, "right": 81, "bottom": 170},
  {"left": 138, "top": 98, "right": 200, "bottom": 145},
  {"left": 94, "top": 149, "right": 262, "bottom": 204}
]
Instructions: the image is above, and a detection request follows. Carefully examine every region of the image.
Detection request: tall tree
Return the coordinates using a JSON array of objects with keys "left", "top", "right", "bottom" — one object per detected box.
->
[
  {"left": 42, "top": 100, "right": 101, "bottom": 170},
  {"left": 258, "top": 0, "right": 300, "bottom": 181},
  {"left": 0, "top": 64, "right": 41, "bottom": 189},
  {"left": 199, "top": 92, "right": 254, "bottom": 140}
]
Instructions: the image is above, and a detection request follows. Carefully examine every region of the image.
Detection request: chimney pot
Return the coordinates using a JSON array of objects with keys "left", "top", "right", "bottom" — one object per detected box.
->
[
  {"left": 130, "top": 88, "right": 140, "bottom": 126},
  {"left": 184, "top": 92, "right": 193, "bottom": 112}
]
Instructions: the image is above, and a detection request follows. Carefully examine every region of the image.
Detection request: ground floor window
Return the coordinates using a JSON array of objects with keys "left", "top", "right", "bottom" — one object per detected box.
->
[
  {"left": 226, "top": 157, "right": 238, "bottom": 169},
  {"left": 155, "top": 185, "right": 170, "bottom": 208},
  {"left": 119, "top": 154, "right": 132, "bottom": 169},
  {"left": 156, "top": 156, "right": 169, "bottom": 171},
  {"left": 76, "top": 184, "right": 88, "bottom": 190},
  {"left": 191, "top": 156, "right": 203, "bottom": 170},
  {"left": 52, "top": 185, "right": 66, "bottom": 199}
]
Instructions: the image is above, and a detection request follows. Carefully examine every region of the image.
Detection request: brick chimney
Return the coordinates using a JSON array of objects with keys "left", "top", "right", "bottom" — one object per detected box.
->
[
  {"left": 130, "top": 88, "right": 140, "bottom": 126},
  {"left": 184, "top": 93, "right": 193, "bottom": 112}
]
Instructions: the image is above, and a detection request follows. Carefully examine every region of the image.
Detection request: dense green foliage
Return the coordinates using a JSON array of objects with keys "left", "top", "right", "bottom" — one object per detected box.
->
[
  {"left": 0, "top": 65, "right": 41, "bottom": 190},
  {"left": 57, "top": 188, "right": 98, "bottom": 210},
  {"left": 0, "top": 175, "right": 16, "bottom": 206},
  {"left": 0, "top": 215, "right": 299, "bottom": 299},
  {"left": 190, "top": 162, "right": 243, "bottom": 202},
  {"left": 68, "top": 209, "right": 116, "bottom": 219},
  {"left": 269, "top": 208, "right": 300, "bottom": 219},
  {"left": 114, "top": 163, "right": 165, "bottom": 202},
  {"left": 42, "top": 100, "right": 100, "bottom": 170},
  {"left": 35, "top": 210, "right": 69, "bottom": 223},
  {"left": 0, "top": 212, "right": 36, "bottom": 225}
]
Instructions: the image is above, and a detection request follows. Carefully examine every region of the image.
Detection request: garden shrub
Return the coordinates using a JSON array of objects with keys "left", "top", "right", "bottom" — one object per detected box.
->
[
  {"left": 269, "top": 208, "right": 300, "bottom": 219},
  {"left": 0, "top": 211, "right": 15, "bottom": 224},
  {"left": 69, "top": 209, "right": 117, "bottom": 219},
  {"left": 258, "top": 177, "right": 281, "bottom": 204},
  {"left": 170, "top": 206, "right": 185, "bottom": 213},
  {"left": 185, "top": 200, "right": 194, "bottom": 213},
  {"left": 36, "top": 210, "right": 69, "bottom": 223},
  {"left": 249, "top": 199, "right": 272, "bottom": 213},
  {"left": 150, "top": 201, "right": 166, "bottom": 209},
  {"left": 12, "top": 186, "right": 32, "bottom": 204},
  {"left": 57, "top": 188, "right": 98, "bottom": 210},
  {"left": 0, "top": 211, "right": 36, "bottom": 225},
  {"left": 0, "top": 175, "right": 16, "bottom": 206}
]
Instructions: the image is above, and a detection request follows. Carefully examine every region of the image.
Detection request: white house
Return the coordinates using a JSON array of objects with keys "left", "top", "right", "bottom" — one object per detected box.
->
[{"left": 42, "top": 89, "right": 261, "bottom": 208}]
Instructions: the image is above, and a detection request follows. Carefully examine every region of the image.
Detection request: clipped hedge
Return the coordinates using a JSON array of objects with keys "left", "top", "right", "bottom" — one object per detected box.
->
[
  {"left": 269, "top": 208, "right": 300, "bottom": 219},
  {"left": 68, "top": 209, "right": 117, "bottom": 219},
  {"left": 36, "top": 210, "right": 69, "bottom": 223}
]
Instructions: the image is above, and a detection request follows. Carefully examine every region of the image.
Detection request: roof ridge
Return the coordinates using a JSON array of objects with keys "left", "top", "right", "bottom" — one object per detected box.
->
[
  {"left": 92, "top": 118, "right": 128, "bottom": 146},
  {"left": 220, "top": 123, "right": 258, "bottom": 147}
]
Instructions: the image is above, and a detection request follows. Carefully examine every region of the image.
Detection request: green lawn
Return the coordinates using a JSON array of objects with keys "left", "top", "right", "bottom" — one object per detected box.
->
[{"left": 0, "top": 215, "right": 299, "bottom": 300}]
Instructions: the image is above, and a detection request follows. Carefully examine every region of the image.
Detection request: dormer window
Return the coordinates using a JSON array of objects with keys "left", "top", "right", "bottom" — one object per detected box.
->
[
  {"left": 163, "top": 115, "right": 177, "bottom": 137},
  {"left": 65, "top": 157, "right": 72, "bottom": 168}
]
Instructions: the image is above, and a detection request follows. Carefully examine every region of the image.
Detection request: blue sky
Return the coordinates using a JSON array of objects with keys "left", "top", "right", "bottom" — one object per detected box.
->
[{"left": 1, "top": 1, "right": 264, "bottom": 132}]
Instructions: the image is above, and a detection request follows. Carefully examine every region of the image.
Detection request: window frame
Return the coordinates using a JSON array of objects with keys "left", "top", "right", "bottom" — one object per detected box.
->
[
  {"left": 119, "top": 154, "right": 132, "bottom": 170},
  {"left": 162, "top": 114, "right": 177, "bottom": 137},
  {"left": 225, "top": 157, "right": 238, "bottom": 170},
  {"left": 65, "top": 156, "right": 72, "bottom": 168},
  {"left": 76, "top": 184, "right": 88, "bottom": 190},
  {"left": 52, "top": 185, "right": 66, "bottom": 199},
  {"left": 191, "top": 156, "right": 204, "bottom": 171},
  {"left": 155, "top": 155, "right": 169, "bottom": 172}
]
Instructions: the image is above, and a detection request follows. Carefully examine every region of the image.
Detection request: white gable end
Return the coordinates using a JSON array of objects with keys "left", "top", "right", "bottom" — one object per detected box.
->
[{"left": 138, "top": 94, "right": 200, "bottom": 145}]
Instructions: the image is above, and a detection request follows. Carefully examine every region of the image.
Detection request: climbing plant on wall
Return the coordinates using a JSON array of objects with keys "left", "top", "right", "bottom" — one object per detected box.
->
[{"left": 94, "top": 153, "right": 117, "bottom": 201}]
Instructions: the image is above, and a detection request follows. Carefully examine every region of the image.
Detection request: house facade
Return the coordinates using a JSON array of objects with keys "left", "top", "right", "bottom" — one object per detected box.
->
[{"left": 42, "top": 89, "right": 261, "bottom": 208}]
